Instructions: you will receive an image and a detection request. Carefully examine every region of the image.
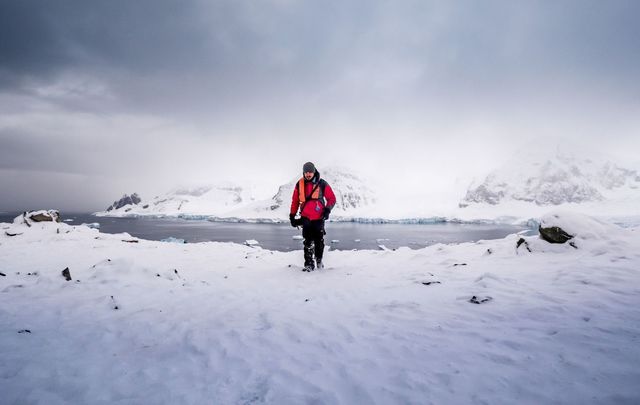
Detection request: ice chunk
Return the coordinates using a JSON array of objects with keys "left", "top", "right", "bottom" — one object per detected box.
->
[
  {"left": 245, "top": 239, "right": 260, "bottom": 246},
  {"left": 160, "top": 237, "right": 186, "bottom": 243}
]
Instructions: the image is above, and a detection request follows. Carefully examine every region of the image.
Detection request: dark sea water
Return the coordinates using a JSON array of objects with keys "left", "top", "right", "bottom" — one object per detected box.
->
[{"left": 0, "top": 212, "right": 528, "bottom": 252}]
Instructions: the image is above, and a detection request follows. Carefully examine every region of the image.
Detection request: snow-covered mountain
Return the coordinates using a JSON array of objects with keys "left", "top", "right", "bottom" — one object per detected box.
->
[
  {"left": 95, "top": 167, "right": 378, "bottom": 221},
  {"left": 461, "top": 143, "right": 640, "bottom": 207},
  {"left": 106, "top": 193, "right": 141, "bottom": 211},
  {"left": 95, "top": 182, "right": 263, "bottom": 217},
  {"left": 227, "top": 167, "right": 377, "bottom": 220}
]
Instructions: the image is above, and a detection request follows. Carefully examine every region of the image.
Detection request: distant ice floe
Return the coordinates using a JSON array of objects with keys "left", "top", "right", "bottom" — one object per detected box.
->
[
  {"left": 244, "top": 239, "right": 260, "bottom": 246},
  {"left": 160, "top": 237, "right": 186, "bottom": 244}
]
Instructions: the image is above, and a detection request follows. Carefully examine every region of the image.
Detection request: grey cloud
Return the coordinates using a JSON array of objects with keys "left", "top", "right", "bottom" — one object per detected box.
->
[
  {"left": 1, "top": 0, "right": 640, "bottom": 211},
  {"left": 3, "top": 1, "right": 639, "bottom": 105}
]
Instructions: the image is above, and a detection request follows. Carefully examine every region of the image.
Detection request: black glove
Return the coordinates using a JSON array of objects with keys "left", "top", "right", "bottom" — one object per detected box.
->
[
  {"left": 289, "top": 214, "right": 297, "bottom": 227},
  {"left": 323, "top": 208, "right": 331, "bottom": 221}
]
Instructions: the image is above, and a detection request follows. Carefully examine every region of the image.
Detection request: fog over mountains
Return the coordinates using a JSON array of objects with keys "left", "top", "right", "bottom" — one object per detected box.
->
[
  {"left": 97, "top": 143, "right": 640, "bottom": 223},
  {"left": 461, "top": 143, "right": 640, "bottom": 206}
]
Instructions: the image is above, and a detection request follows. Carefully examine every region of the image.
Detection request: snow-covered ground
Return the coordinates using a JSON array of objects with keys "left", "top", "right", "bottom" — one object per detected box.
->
[{"left": 1, "top": 212, "right": 640, "bottom": 404}]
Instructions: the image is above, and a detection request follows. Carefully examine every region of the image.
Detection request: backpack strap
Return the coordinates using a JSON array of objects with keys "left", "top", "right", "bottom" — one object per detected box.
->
[{"left": 299, "top": 180, "right": 321, "bottom": 213}]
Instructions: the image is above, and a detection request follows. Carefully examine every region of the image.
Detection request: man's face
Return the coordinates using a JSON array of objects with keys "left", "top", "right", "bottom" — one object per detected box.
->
[{"left": 304, "top": 171, "right": 314, "bottom": 180}]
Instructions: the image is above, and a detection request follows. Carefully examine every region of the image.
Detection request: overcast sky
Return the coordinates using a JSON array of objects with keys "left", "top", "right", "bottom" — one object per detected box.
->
[{"left": 1, "top": 0, "right": 639, "bottom": 212}]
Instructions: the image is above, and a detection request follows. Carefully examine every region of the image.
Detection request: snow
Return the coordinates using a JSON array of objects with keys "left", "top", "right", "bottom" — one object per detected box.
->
[
  {"left": 540, "top": 210, "right": 629, "bottom": 243},
  {"left": 1, "top": 213, "right": 640, "bottom": 403}
]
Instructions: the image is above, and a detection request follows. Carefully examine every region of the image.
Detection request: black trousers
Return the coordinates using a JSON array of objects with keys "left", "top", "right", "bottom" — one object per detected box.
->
[{"left": 302, "top": 219, "right": 325, "bottom": 266}]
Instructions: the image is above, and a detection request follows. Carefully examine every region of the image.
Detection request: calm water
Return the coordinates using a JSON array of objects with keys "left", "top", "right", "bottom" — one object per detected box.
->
[{"left": 1, "top": 213, "right": 528, "bottom": 251}]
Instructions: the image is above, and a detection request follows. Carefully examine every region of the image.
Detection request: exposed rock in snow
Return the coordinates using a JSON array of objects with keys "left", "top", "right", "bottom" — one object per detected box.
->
[
  {"left": 461, "top": 143, "right": 640, "bottom": 206},
  {"left": 539, "top": 225, "right": 573, "bottom": 244},
  {"left": 106, "top": 193, "right": 141, "bottom": 211},
  {"left": 13, "top": 210, "right": 60, "bottom": 226}
]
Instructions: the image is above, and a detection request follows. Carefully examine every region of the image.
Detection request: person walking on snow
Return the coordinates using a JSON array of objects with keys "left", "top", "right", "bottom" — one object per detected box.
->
[{"left": 290, "top": 162, "right": 336, "bottom": 271}]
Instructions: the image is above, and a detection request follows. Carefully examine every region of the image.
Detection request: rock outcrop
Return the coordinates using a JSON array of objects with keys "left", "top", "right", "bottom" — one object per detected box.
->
[
  {"left": 539, "top": 225, "right": 574, "bottom": 244},
  {"left": 106, "top": 193, "right": 141, "bottom": 211},
  {"left": 26, "top": 210, "right": 60, "bottom": 223},
  {"left": 13, "top": 210, "right": 61, "bottom": 226}
]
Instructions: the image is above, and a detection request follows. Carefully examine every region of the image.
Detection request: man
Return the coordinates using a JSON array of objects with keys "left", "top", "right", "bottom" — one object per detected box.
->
[{"left": 290, "top": 162, "right": 336, "bottom": 271}]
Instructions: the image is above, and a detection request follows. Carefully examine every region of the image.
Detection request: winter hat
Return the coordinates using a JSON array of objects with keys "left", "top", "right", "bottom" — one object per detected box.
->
[{"left": 303, "top": 162, "right": 316, "bottom": 173}]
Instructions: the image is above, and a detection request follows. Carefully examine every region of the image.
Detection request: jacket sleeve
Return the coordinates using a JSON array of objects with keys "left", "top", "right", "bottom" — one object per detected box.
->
[
  {"left": 324, "top": 183, "right": 336, "bottom": 211},
  {"left": 290, "top": 185, "right": 300, "bottom": 215}
]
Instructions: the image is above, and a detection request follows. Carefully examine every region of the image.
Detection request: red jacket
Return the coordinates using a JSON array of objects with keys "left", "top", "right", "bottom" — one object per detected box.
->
[{"left": 290, "top": 172, "right": 336, "bottom": 221}]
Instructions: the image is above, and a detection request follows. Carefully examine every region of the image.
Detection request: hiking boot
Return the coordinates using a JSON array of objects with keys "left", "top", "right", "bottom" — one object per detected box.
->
[
  {"left": 303, "top": 263, "right": 315, "bottom": 272},
  {"left": 316, "top": 259, "right": 324, "bottom": 269}
]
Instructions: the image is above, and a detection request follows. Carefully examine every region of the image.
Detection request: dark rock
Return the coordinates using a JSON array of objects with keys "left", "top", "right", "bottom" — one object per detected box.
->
[
  {"left": 18, "top": 329, "right": 31, "bottom": 334},
  {"left": 469, "top": 295, "right": 493, "bottom": 304},
  {"left": 106, "top": 193, "right": 141, "bottom": 211},
  {"left": 29, "top": 211, "right": 60, "bottom": 222},
  {"left": 121, "top": 239, "right": 139, "bottom": 243},
  {"left": 0, "top": 272, "right": 6, "bottom": 276},
  {"left": 5, "top": 231, "right": 22, "bottom": 237},
  {"left": 516, "top": 238, "right": 532, "bottom": 252},
  {"left": 110, "top": 295, "right": 119, "bottom": 310},
  {"left": 421, "top": 281, "right": 441, "bottom": 286},
  {"left": 453, "top": 263, "right": 467, "bottom": 267},
  {"left": 61, "top": 267, "right": 72, "bottom": 281},
  {"left": 539, "top": 225, "right": 574, "bottom": 244}
]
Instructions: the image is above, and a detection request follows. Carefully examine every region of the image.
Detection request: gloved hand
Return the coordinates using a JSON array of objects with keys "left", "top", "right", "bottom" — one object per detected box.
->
[
  {"left": 289, "top": 214, "right": 297, "bottom": 227},
  {"left": 323, "top": 208, "right": 331, "bottom": 221}
]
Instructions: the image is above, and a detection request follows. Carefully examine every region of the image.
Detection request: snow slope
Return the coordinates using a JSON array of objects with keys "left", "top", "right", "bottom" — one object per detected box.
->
[{"left": 1, "top": 213, "right": 639, "bottom": 404}]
